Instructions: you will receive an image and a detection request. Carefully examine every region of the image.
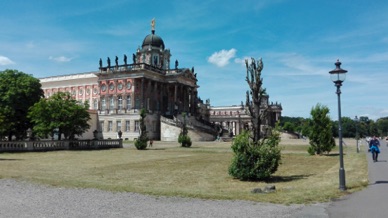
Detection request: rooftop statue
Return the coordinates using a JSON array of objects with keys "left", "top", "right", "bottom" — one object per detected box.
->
[{"left": 151, "top": 18, "right": 155, "bottom": 31}]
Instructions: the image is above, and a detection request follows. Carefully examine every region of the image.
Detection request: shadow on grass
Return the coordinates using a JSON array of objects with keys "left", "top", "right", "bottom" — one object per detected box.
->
[
  {"left": 267, "top": 174, "right": 313, "bottom": 183},
  {"left": 322, "top": 153, "right": 350, "bottom": 157},
  {"left": 0, "top": 158, "right": 23, "bottom": 161},
  {"left": 147, "top": 148, "right": 166, "bottom": 150}
]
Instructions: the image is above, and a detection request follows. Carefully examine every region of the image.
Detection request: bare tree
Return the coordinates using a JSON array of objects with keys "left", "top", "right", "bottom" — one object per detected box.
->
[{"left": 245, "top": 57, "right": 267, "bottom": 142}]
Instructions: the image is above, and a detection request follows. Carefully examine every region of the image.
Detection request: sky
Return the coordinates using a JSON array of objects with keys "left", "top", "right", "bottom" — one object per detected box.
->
[{"left": 1, "top": 0, "right": 387, "bottom": 120}]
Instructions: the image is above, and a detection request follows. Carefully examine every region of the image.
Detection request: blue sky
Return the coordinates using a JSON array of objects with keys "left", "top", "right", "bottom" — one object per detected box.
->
[{"left": 1, "top": 0, "right": 387, "bottom": 120}]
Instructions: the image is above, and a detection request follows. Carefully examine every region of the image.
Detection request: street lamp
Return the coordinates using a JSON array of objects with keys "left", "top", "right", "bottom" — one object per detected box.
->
[
  {"left": 329, "top": 59, "right": 348, "bottom": 191},
  {"left": 355, "top": 116, "right": 359, "bottom": 153}
]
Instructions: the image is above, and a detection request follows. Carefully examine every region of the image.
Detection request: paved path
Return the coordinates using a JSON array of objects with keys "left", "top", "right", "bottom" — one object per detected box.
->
[{"left": 327, "top": 139, "right": 388, "bottom": 217}]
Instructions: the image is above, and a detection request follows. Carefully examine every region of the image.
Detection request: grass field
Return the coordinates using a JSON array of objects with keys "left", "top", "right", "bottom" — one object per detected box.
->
[{"left": 0, "top": 138, "right": 368, "bottom": 204}]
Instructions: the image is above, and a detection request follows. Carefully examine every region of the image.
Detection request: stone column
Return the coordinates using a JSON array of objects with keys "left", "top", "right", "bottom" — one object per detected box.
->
[
  {"left": 154, "top": 82, "right": 158, "bottom": 111},
  {"left": 141, "top": 78, "right": 144, "bottom": 109},
  {"left": 147, "top": 80, "right": 151, "bottom": 111}
]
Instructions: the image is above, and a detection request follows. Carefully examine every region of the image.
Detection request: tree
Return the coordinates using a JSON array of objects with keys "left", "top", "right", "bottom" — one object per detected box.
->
[
  {"left": 28, "top": 92, "right": 90, "bottom": 140},
  {"left": 308, "top": 104, "right": 335, "bottom": 155},
  {"left": 229, "top": 58, "right": 281, "bottom": 181},
  {"left": 376, "top": 117, "right": 388, "bottom": 136},
  {"left": 178, "top": 112, "right": 192, "bottom": 147},
  {"left": 283, "top": 122, "right": 296, "bottom": 133},
  {"left": 244, "top": 58, "right": 267, "bottom": 142},
  {"left": 134, "top": 108, "right": 148, "bottom": 150},
  {"left": 340, "top": 117, "right": 356, "bottom": 138},
  {"left": 0, "top": 69, "right": 44, "bottom": 140}
]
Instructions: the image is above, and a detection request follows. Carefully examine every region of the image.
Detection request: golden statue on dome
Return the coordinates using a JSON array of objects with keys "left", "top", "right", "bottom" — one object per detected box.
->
[{"left": 151, "top": 18, "right": 155, "bottom": 31}]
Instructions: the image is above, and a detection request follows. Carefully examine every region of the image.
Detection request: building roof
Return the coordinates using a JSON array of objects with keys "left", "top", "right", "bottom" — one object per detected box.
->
[{"left": 142, "top": 30, "right": 165, "bottom": 50}]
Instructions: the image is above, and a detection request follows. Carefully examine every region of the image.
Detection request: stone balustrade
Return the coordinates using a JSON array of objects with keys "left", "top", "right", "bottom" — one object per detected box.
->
[{"left": 0, "top": 139, "right": 122, "bottom": 152}]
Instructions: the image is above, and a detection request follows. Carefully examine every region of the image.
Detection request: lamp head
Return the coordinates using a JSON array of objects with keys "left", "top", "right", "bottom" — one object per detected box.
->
[{"left": 329, "top": 59, "right": 347, "bottom": 83}]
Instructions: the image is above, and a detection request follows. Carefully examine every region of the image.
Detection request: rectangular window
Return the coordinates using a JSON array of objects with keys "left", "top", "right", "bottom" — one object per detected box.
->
[
  {"left": 125, "top": 120, "right": 130, "bottom": 132},
  {"left": 118, "top": 96, "right": 123, "bottom": 110},
  {"left": 101, "top": 98, "right": 106, "bottom": 110},
  {"left": 108, "top": 121, "right": 113, "bottom": 132},
  {"left": 109, "top": 96, "right": 114, "bottom": 109},
  {"left": 134, "top": 121, "right": 140, "bottom": 132},
  {"left": 135, "top": 98, "right": 140, "bottom": 109},
  {"left": 93, "top": 99, "right": 98, "bottom": 110},
  {"left": 116, "top": 121, "right": 121, "bottom": 132},
  {"left": 99, "top": 121, "right": 104, "bottom": 132},
  {"left": 126, "top": 95, "right": 131, "bottom": 109}
]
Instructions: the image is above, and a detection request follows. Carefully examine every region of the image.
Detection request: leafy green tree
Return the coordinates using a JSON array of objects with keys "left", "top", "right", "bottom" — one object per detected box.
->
[
  {"left": 0, "top": 69, "right": 44, "bottom": 140},
  {"left": 308, "top": 104, "right": 335, "bottom": 155},
  {"left": 28, "top": 92, "right": 90, "bottom": 140},
  {"left": 134, "top": 108, "right": 148, "bottom": 150},
  {"left": 376, "top": 117, "right": 388, "bottom": 136},
  {"left": 178, "top": 113, "right": 192, "bottom": 147},
  {"left": 368, "top": 120, "right": 379, "bottom": 136},
  {"left": 300, "top": 118, "right": 312, "bottom": 137},
  {"left": 340, "top": 117, "right": 356, "bottom": 138},
  {"left": 229, "top": 58, "right": 281, "bottom": 181},
  {"left": 283, "top": 122, "right": 295, "bottom": 133}
]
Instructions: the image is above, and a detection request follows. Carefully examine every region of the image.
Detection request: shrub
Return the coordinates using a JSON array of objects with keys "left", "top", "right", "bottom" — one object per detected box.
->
[
  {"left": 178, "top": 112, "right": 192, "bottom": 147},
  {"left": 134, "top": 138, "right": 147, "bottom": 150},
  {"left": 178, "top": 133, "right": 192, "bottom": 147},
  {"left": 228, "top": 130, "right": 281, "bottom": 181}
]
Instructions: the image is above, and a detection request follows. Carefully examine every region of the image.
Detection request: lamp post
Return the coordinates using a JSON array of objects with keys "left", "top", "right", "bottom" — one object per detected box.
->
[
  {"left": 329, "top": 59, "right": 348, "bottom": 191},
  {"left": 355, "top": 116, "right": 359, "bottom": 153}
]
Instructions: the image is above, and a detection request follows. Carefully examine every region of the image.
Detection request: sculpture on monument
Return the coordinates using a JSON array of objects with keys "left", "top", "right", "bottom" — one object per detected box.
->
[
  {"left": 99, "top": 58, "right": 102, "bottom": 68},
  {"left": 132, "top": 53, "right": 136, "bottom": 64},
  {"left": 107, "top": 57, "right": 111, "bottom": 68},
  {"left": 124, "top": 54, "right": 127, "bottom": 65},
  {"left": 151, "top": 18, "right": 155, "bottom": 31},
  {"left": 115, "top": 56, "right": 118, "bottom": 67},
  {"left": 175, "top": 59, "right": 179, "bottom": 69}
]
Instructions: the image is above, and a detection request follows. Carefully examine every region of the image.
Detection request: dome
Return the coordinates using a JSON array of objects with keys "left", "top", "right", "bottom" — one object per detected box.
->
[{"left": 142, "top": 30, "right": 165, "bottom": 50}]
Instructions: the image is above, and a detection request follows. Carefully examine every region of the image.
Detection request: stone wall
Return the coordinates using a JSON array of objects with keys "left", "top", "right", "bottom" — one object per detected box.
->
[{"left": 160, "top": 121, "right": 215, "bottom": 142}]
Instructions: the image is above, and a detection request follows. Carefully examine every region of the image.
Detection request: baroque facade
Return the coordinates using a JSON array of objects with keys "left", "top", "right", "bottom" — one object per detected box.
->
[
  {"left": 40, "top": 21, "right": 282, "bottom": 141},
  {"left": 209, "top": 97, "right": 282, "bottom": 137}
]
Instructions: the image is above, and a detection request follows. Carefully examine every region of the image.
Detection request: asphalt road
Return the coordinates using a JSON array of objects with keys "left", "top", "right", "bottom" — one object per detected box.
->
[{"left": 327, "top": 139, "right": 388, "bottom": 217}]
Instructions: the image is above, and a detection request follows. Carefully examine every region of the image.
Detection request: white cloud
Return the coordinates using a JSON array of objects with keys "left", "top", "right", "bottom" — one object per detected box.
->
[
  {"left": 207, "top": 48, "right": 236, "bottom": 67},
  {"left": 49, "top": 56, "right": 73, "bottom": 62},
  {"left": 0, "top": 56, "right": 15, "bottom": 65},
  {"left": 234, "top": 56, "right": 252, "bottom": 66}
]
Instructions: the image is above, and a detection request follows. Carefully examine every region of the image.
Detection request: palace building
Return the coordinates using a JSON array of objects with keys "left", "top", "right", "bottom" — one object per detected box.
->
[{"left": 40, "top": 20, "right": 282, "bottom": 141}]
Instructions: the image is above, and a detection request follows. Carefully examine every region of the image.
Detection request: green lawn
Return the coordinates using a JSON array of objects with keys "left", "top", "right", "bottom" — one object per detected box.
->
[{"left": 0, "top": 138, "right": 368, "bottom": 204}]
